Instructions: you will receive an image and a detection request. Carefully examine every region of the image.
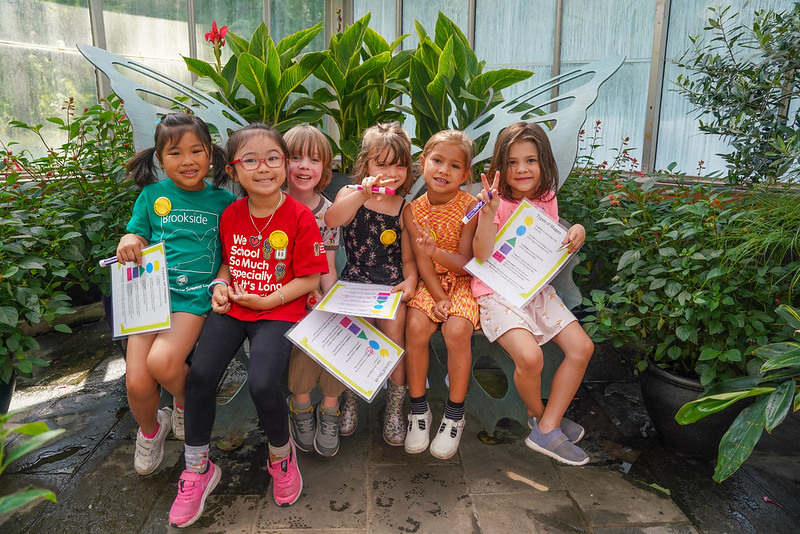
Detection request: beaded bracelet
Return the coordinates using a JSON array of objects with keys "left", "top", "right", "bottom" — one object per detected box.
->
[
  {"left": 207, "top": 278, "right": 229, "bottom": 296},
  {"left": 276, "top": 286, "right": 284, "bottom": 306}
]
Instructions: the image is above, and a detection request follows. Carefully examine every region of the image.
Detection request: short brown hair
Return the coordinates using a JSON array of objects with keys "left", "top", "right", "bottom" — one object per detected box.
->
[
  {"left": 284, "top": 125, "right": 333, "bottom": 192},
  {"left": 351, "top": 122, "right": 414, "bottom": 195},
  {"left": 488, "top": 122, "right": 558, "bottom": 201}
]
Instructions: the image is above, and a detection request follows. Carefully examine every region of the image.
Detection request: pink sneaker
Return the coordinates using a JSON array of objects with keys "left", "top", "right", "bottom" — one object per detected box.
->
[
  {"left": 267, "top": 442, "right": 302, "bottom": 507},
  {"left": 168, "top": 461, "right": 221, "bottom": 528}
]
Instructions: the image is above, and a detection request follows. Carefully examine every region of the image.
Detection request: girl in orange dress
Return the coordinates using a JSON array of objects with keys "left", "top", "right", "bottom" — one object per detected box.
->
[{"left": 402, "top": 130, "right": 479, "bottom": 459}]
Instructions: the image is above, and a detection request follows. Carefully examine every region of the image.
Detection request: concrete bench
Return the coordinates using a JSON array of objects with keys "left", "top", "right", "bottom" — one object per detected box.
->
[{"left": 79, "top": 42, "right": 622, "bottom": 440}]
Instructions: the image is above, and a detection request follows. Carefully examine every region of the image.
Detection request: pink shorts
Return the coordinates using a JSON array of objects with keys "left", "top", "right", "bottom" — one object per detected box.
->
[{"left": 476, "top": 285, "right": 576, "bottom": 344}]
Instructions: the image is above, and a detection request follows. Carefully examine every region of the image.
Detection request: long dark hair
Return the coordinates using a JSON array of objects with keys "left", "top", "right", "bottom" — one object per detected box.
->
[
  {"left": 488, "top": 122, "right": 558, "bottom": 201},
  {"left": 126, "top": 113, "right": 228, "bottom": 188}
]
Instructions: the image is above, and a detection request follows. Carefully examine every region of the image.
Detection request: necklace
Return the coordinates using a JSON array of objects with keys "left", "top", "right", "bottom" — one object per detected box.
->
[{"left": 248, "top": 191, "right": 283, "bottom": 246}]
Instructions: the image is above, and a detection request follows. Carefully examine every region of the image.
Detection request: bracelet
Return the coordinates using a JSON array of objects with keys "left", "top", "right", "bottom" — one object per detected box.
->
[
  {"left": 207, "top": 278, "right": 229, "bottom": 296},
  {"left": 276, "top": 286, "right": 284, "bottom": 306}
]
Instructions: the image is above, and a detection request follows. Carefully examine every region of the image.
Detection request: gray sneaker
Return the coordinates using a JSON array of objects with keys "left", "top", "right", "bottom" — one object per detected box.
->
[
  {"left": 525, "top": 420, "right": 589, "bottom": 466},
  {"left": 288, "top": 397, "right": 315, "bottom": 453},
  {"left": 314, "top": 407, "right": 340, "bottom": 457}
]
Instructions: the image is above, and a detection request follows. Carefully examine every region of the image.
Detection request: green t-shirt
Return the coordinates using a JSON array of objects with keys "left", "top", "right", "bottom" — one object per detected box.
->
[{"left": 126, "top": 179, "right": 236, "bottom": 315}]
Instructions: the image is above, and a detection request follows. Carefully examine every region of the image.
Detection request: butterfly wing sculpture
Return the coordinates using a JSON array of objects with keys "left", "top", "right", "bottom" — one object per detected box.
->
[
  {"left": 77, "top": 43, "right": 249, "bottom": 152},
  {"left": 465, "top": 55, "right": 625, "bottom": 190}
]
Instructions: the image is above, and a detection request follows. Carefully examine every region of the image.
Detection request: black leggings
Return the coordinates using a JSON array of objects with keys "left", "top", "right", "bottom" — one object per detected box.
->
[{"left": 184, "top": 312, "right": 292, "bottom": 448}]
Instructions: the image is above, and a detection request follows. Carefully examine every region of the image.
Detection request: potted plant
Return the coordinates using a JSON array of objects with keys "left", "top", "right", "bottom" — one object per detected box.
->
[
  {"left": 0, "top": 97, "right": 136, "bottom": 411},
  {"left": 184, "top": 21, "right": 328, "bottom": 131},
  {"left": 677, "top": 304, "right": 800, "bottom": 481}
]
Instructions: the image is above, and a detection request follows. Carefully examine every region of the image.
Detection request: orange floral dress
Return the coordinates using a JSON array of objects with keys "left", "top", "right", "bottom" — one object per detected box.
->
[{"left": 407, "top": 190, "right": 480, "bottom": 327}]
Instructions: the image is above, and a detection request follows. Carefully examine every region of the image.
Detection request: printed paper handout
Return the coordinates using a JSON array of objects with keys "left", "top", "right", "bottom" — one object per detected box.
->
[
  {"left": 286, "top": 309, "right": 404, "bottom": 402},
  {"left": 108, "top": 242, "right": 171, "bottom": 338},
  {"left": 465, "top": 201, "right": 578, "bottom": 308},
  {"left": 314, "top": 280, "right": 402, "bottom": 320}
]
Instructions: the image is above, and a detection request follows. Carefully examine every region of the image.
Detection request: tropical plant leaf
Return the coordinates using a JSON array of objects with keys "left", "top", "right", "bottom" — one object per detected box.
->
[
  {"left": 755, "top": 342, "right": 800, "bottom": 365},
  {"left": 5, "top": 429, "right": 66, "bottom": 466},
  {"left": 713, "top": 396, "right": 767, "bottom": 482},
  {"left": 764, "top": 380, "right": 795, "bottom": 431},
  {"left": 249, "top": 23, "right": 271, "bottom": 62},
  {"left": 225, "top": 31, "right": 250, "bottom": 57},
  {"left": 276, "top": 22, "right": 323, "bottom": 66},
  {"left": 313, "top": 56, "right": 346, "bottom": 96},
  {"left": 236, "top": 53, "right": 268, "bottom": 107},
  {"left": 675, "top": 387, "right": 773, "bottom": 424},
  {"left": 345, "top": 52, "right": 391, "bottom": 94},
  {"left": 183, "top": 57, "right": 229, "bottom": 94},
  {"left": 0, "top": 489, "right": 57, "bottom": 516}
]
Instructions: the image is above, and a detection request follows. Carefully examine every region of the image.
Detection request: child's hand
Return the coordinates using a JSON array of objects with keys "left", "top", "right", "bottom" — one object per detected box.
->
[
  {"left": 211, "top": 284, "right": 232, "bottom": 314},
  {"left": 477, "top": 171, "right": 500, "bottom": 215},
  {"left": 116, "top": 233, "right": 147, "bottom": 265},
  {"left": 361, "top": 175, "right": 395, "bottom": 202},
  {"left": 562, "top": 223, "right": 586, "bottom": 254},
  {"left": 392, "top": 278, "right": 417, "bottom": 302},
  {"left": 412, "top": 218, "right": 437, "bottom": 258},
  {"left": 306, "top": 288, "right": 322, "bottom": 310},
  {"left": 433, "top": 298, "right": 452, "bottom": 321},
  {"left": 230, "top": 281, "right": 269, "bottom": 310}
]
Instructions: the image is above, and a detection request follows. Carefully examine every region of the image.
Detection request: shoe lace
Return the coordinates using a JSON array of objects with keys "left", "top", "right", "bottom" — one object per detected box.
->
[
  {"left": 319, "top": 415, "right": 338, "bottom": 438},
  {"left": 294, "top": 412, "right": 315, "bottom": 435}
]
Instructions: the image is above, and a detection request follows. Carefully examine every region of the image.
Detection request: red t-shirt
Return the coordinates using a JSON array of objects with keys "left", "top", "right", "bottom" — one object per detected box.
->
[{"left": 220, "top": 195, "right": 328, "bottom": 322}]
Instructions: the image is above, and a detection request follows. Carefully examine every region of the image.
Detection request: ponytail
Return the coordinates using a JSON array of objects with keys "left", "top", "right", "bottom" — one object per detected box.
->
[
  {"left": 126, "top": 147, "right": 159, "bottom": 187},
  {"left": 210, "top": 144, "right": 229, "bottom": 188}
]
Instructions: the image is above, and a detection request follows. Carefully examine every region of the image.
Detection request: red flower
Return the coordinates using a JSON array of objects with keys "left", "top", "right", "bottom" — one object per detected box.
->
[{"left": 205, "top": 21, "right": 228, "bottom": 47}]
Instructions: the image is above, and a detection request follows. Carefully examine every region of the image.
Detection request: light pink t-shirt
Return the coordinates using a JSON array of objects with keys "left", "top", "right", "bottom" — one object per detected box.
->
[{"left": 471, "top": 193, "right": 559, "bottom": 298}]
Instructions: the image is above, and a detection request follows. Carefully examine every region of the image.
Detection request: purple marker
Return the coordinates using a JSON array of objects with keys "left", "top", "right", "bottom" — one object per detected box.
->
[
  {"left": 99, "top": 255, "right": 118, "bottom": 267},
  {"left": 462, "top": 190, "right": 493, "bottom": 224}
]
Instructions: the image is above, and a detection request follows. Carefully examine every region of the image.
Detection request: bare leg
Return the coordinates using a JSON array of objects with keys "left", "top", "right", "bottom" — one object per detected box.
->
[
  {"left": 495, "top": 328, "right": 545, "bottom": 420},
  {"left": 126, "top": 332, "right": 159, "bottom": 434},
  {"left": 145, "top": 312, "right": 206, "bottom": 408},
  {"left": 538, "top": 322, "right": 594, "bottom": 433},
  {"left": 378, "top": 303, "right": 407, "bottom": 385},
  {"left": 440, "top": 316, "right": 474, "bottom": 403},
  {"left": 404, "top": 308, "right": 438, "bottom": 398}
]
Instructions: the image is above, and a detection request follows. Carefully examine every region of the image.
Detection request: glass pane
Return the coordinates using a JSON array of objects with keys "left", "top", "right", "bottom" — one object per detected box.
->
[
  {"left": 354, "top": 0, "right": 397, "bottom": 44},
  {"left": 561, "top": 0, "right": 656, "bottom": 171},
  {"left": 658, "top": 0, "right": 797, "bottom": 175},
  {"left": 104, "top": 2, "right": 192, "bottom": 85},
  {"left": 0, "top": 0, "right": 95, "bottom": 156},
  {"left": 403, "top": 0, "right": 469, "bottom": 50},
  {"left": 193, "top": 0, "right": 262, "bottom": 64}
]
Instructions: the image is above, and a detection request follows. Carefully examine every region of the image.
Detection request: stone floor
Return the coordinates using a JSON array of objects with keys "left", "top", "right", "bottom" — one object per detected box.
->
[{"left": 1, "top": 317, "right": 798, "bottom": 533}]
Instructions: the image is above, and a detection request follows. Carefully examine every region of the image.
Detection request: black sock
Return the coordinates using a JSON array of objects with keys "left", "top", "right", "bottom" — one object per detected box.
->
[
  {"left": 410, "top": 394, "right": 428, "bottom": 415},
  {"left": 444, "top": 399, "right": 465, "bottom": 421}
]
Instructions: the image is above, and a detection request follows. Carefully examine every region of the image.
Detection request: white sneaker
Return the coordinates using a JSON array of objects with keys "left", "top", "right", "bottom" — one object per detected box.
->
[
  {"left": 172, "top": 401, "right": 185, "bottom": 441},
  {"left": 404, "top": 408, "right": 432, "bottom": 454},
  {"left": 429, "top": 416, "right": 465, "bottom": 460},
  {"left": 134, "top": 407, "right": 172, "bottom": 475}
]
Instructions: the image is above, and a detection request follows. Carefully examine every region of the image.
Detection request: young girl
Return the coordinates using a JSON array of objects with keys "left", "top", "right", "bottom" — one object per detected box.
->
[
  {"left": 403, "top": 130, "right": 479, "bottom": 459},
  {"left": 472, "top": 122, "right": 594, "bottom": 466},
  {"left": 115, "top": 113, "right": 235, "bottom": 476},
  {"left": 324, "top": 122, "right": 418, "bottom": 446},
  {"left": 168, "top": 124, "right": 328, "bottom": 528},
  {"left": 283, "top": 125, "right": 346, "bottom": 457}
]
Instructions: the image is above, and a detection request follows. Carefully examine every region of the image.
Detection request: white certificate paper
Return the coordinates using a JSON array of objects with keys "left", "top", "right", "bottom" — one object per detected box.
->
[
  {"left": 465, "top": 201, "right": 577, "bottom": 308},
  {"left": 109, "top": 242, "right": 171, "bottom": 338},
  {"left": 315, "top": 280, "right": 402, "bottom": 320},
  {"left": 286, "top": 309, "right": 404, "bottom": 402}
]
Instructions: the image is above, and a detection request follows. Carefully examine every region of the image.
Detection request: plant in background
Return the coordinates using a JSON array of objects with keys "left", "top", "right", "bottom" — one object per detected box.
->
[
  {"left": 677, "top": 304, "right": 800, "bottom": 482},
  {"left": 303, "top": 13, "right": 413, "bottom": 173},
  {"left": 409, "top": 13, "right": 532, "bottom": 155},
  {"left": 674, "top": 4, "right": 800, "bottom": 185},
  {"left": 185, "top": 21, "right": 327, "bottom": 131},
  {"left": 0, "top": 410, "right": 65, "bottom": 514},
  {"left": 204, "top": 21, "right": 229, "bottom": 74},
  {"left": 0, "top": 96, "right": 136, "bottom": 383}
]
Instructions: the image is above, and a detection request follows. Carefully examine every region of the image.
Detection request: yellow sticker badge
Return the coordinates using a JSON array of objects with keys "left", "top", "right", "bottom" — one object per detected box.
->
[
  {"left": 269, "top": 230, "right": 289, "bottom": 250},
  {"left": 153, "top": 196, "right": 172, "bottom": 217},
  {"left": 380, "top": 229, "right": 397, "bottom": 246}
]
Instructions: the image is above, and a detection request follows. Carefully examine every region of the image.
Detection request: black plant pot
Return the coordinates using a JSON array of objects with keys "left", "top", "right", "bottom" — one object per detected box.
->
[
  {"left": 0, "top": 371, "right": 16, "bottom": 414},
  {"left": 640, "top": 359, "right": 741, "bottom": 457}
]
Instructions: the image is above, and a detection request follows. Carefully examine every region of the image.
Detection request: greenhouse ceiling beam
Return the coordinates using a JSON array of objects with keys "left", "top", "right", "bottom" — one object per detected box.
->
[
  {"left": 643, "top": 0, "right": 670, "bottom": 173},
  {"left": 87, "top": 0, "right": 111, "bottom": 99}
]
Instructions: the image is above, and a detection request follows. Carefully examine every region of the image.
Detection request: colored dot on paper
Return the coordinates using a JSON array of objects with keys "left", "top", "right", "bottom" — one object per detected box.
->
[
  {"left": 146, "top": 262, "right": 154, "bottom": 273},
  {"left": 369, "top": 340, "right": 380, "bottom": 350},
  {"left": 380, "top": 349, "right": 388, "bottom": 357},
  {"left": 374, "top": 304, "right": 384, "bottom": 310},
  {"left": 516, "top": 225, "right": 527, "bottom": 236},
  {"left": 524, "top": 216, "right": 534, "bottom": 225},
  {"left": 153, "top": 260, "right": 160, "bottom": 271}
]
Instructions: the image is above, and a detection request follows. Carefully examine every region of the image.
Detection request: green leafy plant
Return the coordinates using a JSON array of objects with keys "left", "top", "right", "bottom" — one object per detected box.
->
[
  {"left": 560, "top": 126, "right": 798, "bottom": 386},
  {"left": 0, "top": 409, "right": 65, "bottom": 515},
  {"left": 184, "top": 21, "right": 327, "bottom": 130},
  {"left": 409, "top": 12, "right": 532, "bottom": 154},
  {"left": 676, "top": 304, "right": 800, "bottom": 482},
  {"left": 674, "top": 4, "right": 800, "bottom": 185},
  {"left": 0, "top": 96, "right": 136, "bottom": 383},
  {"left": 303, "top": 13, "right": 413, "bottom": 173}
]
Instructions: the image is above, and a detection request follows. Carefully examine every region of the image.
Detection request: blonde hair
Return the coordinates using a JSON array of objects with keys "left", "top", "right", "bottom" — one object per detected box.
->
[
  {"left": 351, "top": 122, "right": 414, "bottom": 195},
  {"left": 421, "top": 129, "right": 474, "bottom": 169},
  {"left": 284, "top": 125, "right": 333, "bottom": 192}
]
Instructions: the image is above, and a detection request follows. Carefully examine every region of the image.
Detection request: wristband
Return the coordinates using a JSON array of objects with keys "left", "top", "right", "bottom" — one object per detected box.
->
[
  {"left": 277, "top": 286, "right": 284, "bottom": 306},
  {"left": 208, "top": 278, "right": 229, "bottom": 296}
]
